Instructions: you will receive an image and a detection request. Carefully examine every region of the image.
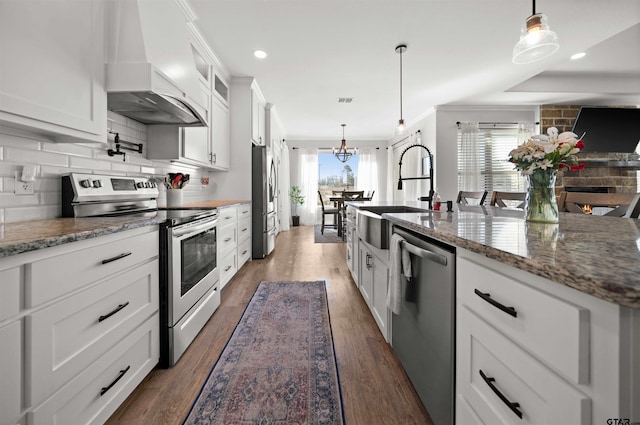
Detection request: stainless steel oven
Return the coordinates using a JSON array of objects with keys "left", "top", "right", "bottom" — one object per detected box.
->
[
  {"left": 161, "top": 213, "right": 220, "bottom": 366},
  {"left": 62, "top": 173, "right": 222, "bottom": 368}
]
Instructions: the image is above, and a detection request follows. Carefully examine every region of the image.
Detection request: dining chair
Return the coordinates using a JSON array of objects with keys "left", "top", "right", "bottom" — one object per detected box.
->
[
  {"left": 489, "top": 191, "right": 526, "bottom": 209},
  {"left": 363, "top": 190, "right": 375, "bottom": 201},
  {"left": 623, "top": 193, "right": 640, "bottom": 218},
  {"left": 456, "top": 190, "right": 488, "bottom": 205},
  {"left": 558, "top": 191, "right": 637, "bottom": 216},
  {"left": 342, "top": 190, "right": 365, "bottom": 200},
  {"left": 318, "top": 191, "right": 339, "bottom": 234}
]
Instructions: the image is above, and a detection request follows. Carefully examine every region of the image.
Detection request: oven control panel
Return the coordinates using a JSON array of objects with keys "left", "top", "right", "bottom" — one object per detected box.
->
[{"left": 64, "top": 173, "right": 159, "bottom": 202}]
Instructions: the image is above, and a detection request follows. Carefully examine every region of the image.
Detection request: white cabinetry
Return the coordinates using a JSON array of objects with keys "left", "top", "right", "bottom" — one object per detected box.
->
[
  {"left": 237, "top": 204, "right": 252, "bottom": 270},
  {"left": 358, "top": 239, "right": 390, "bottom": 341},
  {"left": 0, "top": 0, "right": 106, "bottom": 143},
  {"left": 456, "top": 249, "right": 640, "bottom": 425},
  {"left": 211, "top": 95, "right": 230, "bottom": 169},
  {"left": 251, "top": 87, "right": 265, "bottom": 145},
  {"left": 146, "top": 25, "right": 230, "bottom": 170},
  {"left": 345, "top": 206, "right": 358, "bottom": 283},
  {"left": 217, "top": 203, "right": 251, "bottom": 290},
  {"left": 0, "top": 227, "right": 159, "bottom": 425}
]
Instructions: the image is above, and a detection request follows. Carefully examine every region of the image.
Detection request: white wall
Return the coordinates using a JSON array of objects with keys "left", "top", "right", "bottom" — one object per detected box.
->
[{"left": 386, "top": 105, "right": 538, "bottom": 205}]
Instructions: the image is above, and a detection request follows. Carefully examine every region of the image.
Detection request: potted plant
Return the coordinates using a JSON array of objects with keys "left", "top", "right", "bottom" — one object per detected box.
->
[{"left": 289, "top": 185, "right": 305, "bottom": 226}]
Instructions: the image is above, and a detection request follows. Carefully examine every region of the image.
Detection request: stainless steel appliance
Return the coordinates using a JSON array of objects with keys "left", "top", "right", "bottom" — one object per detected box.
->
[
  {"left": 252, "top": 145, "right": 277, "bottom": 258},
  {"left": 391, "top": 226, "right": 456, "bottom": 425},
  {"left": 62, "top": 173, "right": 220, "bottom": 368}
]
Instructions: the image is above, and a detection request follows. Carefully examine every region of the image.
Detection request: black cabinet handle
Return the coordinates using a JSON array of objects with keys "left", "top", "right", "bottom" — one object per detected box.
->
[
  {"left": 224, "top": 237, "right": 232, "bottom": 242},
  {"left": 474, "top": 289, "right": 517, "bottom": 318},
  {"left": 100, "top": 365, "right": 130, "bottom": 396},
  {"left": 479, "top": 369, "right": 522, "bottom": 419},
  {"left": 101, "top": 252, "right": 132, "bottom": 265},
  {"left": 98, "top": 301, "right": 130, "bottom": 322},
  {"left": 224, "top": 265, "right": 232, "bottom": 272}
]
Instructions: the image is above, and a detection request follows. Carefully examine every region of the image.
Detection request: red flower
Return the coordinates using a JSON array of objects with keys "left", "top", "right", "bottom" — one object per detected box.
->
[
  {"left": 576, "top": 140, "right": 585, "bottom": 150},
  {"left": 569, "top": 163, "right": 586, "bottom": 171}
]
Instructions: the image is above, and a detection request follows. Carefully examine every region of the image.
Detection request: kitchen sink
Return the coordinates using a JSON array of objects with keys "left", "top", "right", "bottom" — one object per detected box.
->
[{"left": 356, "top": 206, "right": 428, "bottom": 249}]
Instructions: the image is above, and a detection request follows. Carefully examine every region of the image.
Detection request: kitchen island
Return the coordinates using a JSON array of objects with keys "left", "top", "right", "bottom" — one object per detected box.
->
[{"left": 346, "top": 202, "right": 639, "bottom": 424}]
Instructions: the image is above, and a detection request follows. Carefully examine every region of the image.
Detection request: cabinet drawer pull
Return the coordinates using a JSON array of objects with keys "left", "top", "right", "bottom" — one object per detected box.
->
[
  {"left": 224, "top": 265, "right": 232, "bottom": 272},
  {"left": 241, "top": 227, "right": 248, "bottom": 232},
  {"left": 479, "top": 369, "right": 523, "bottom": 419},
  {"left": 474, "top": 289, "right": 517, "bottom": 317},
  {"left": 224, "top": 237, "right": 232, "bottom": 242},
  {"left": 100, "top": 365, "right": 131, "bottom": 396},
  {"left": 101, "top": 252, "right": 132, "bottom": 264},
  {"left": 225, "top": 216, "right": 233, "bottom": 220},
  {"left": 241, "top": 250, "right": 248, "bottom": 255},
  {"left": 98, "top": 301, "right": 130, "bottom": 322}
]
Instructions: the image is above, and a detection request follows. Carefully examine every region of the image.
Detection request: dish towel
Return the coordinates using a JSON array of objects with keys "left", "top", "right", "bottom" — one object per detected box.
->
[{"left": 388, "top": 233, "right": 413, "bottom": 315}]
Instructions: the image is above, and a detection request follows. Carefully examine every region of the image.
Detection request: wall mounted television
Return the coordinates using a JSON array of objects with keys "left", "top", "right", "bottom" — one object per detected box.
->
[{"left": 571, "top": 107, "right": 640, "bottom": 153}]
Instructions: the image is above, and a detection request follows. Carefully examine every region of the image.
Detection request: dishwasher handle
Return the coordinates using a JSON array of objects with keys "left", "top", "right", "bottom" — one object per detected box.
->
[{"left": 400, "top": 240, "right": 447, "bottom": 266}]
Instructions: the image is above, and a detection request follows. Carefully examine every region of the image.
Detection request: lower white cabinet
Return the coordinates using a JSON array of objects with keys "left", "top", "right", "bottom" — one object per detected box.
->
[
  {"left": 0, "top": 321, "right": 21, "bottom": 425},
  {"left": 0, "top": 226, "right": 159, "bottom": 425},
  {"left": 456, "top": 249, "right": 640, "bottom": 425},
  {"left": 217, "top": 203, "right": 251, "bottom": 290},
  {"left": 28, "top": 315, "right": 159, "bottom": 425},
  {"left": 26, "top": 260, "right": 159, "bottom": 407},
  {"left": 358, "top": 239, "right": 390, "bottom": 341}
]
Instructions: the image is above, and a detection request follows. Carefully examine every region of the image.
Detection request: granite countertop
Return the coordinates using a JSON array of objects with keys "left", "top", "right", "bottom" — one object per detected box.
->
[
  {"left": 0, "top": 200, "right": 250, "bottom": 258},
  {"left": 0, "top": 215, "right": 167, "bottom": 258},
  {"left": 377, "top": 204, "right": 640, "bottom": 309}
]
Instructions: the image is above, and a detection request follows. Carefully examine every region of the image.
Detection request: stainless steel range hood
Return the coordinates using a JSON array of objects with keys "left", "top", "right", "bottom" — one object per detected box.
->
[{"left": 106, "top": 0, "right": 207, "bottom": 126}]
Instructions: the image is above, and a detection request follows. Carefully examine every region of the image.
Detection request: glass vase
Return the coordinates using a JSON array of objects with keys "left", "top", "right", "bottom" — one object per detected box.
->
[{"left": 525, "top": 169, "right": 559, "bottom": 223}]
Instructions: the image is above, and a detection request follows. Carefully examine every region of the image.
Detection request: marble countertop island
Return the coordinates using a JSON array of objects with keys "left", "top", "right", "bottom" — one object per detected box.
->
[{"left": 378, "top": 204, "right": 640, "bottom": 309}]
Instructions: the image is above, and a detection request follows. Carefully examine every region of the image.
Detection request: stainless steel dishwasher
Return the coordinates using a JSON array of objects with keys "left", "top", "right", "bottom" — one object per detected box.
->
[{"left": 391, "top": 226, "right": 456, "bottom": 425}]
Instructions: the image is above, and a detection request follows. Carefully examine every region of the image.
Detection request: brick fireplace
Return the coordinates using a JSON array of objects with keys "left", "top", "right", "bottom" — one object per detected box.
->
[{"left": 541, "top": 105, "right": 640, "bottom": 194}]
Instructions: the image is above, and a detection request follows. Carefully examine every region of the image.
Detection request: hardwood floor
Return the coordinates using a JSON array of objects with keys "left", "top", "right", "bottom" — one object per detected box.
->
[{"left": 106, "top": 225, "right": 432, "bottom": 425}]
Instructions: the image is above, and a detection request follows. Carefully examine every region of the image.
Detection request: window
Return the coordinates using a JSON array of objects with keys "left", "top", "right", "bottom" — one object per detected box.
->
[
  {"left": 318, "top": 153, "right": 358, "bottom": 205},
  {"left": 457, "top": 124, "right": 532, "bottom": 195}
]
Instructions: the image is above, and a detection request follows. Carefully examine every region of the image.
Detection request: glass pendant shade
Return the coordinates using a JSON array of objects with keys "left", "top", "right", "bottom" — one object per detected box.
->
[
  {"left": 395, "top": 118, "right": 407, "bottom": 136},
  {"left": 513, "top": 13, "right": 559, "bottom": 64}
]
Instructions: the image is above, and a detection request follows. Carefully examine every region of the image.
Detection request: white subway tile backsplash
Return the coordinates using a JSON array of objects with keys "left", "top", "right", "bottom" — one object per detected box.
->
[
  {"left": 0, "top": 193, "right": 39, "bottom": 207},
  {"left": 42, "top": 143, "right": 94, "bottom": 158},
  {"left": 69, "top": 156, "right": 111, "bottom": 171},
  {"left": 5, "top": 205, "right": 60, "bottom": 223},
  {"left": 0, "top": 112, "right": 213, "bottom": 223},
  {"left": 34, "top": 178, "right": 60, "bottom": 192},
  {"left": 111, "top": 162, "right": 141, "bottom": 173},
  {"left": 5, "top": 147, "right": 68, "bottom": 167}
]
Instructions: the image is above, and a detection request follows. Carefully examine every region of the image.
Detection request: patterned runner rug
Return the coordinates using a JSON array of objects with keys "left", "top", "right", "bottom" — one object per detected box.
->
[{"left": 183, "top": 281, "right": 344, "bottom": 425}]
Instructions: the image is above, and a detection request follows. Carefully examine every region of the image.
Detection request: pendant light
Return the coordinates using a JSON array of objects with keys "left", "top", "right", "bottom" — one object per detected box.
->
[
  {"left": 395, "top": 44, "right": 407, "bottom": 136},
  {"left": 512, "top": 0, "right": 559, "bottom": 64},
  {"left": 333, "top": 124, "right": 356, "bottom": 163}
]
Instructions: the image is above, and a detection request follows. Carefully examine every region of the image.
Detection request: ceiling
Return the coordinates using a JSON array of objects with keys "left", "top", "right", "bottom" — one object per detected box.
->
[{"left": 190, "top": 0, "right": 640, "bottom": 142}]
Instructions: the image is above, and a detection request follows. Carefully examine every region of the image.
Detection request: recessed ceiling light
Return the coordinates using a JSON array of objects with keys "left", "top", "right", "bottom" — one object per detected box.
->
[
  {"left": 570, "top": 52, "right": 586, "bottom": 60},
  {"left": 254, "top": 50, "right": 267, "bottom": 59}
]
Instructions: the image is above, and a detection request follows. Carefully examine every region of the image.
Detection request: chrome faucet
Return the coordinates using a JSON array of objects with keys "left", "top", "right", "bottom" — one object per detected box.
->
[{"left": 397, "top": 142, "right": 434, "bottom": 209}]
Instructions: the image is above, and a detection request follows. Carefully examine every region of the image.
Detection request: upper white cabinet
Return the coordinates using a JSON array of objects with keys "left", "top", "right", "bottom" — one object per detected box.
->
[
  {"left": 251, "top": 86, "right": 266, "bottom": 145},
  {"left": 0, "top": 0, "right": 107, "bottom": 143},
  {"left": 211, "top": 96, "right": 230, "bottom": 169}
]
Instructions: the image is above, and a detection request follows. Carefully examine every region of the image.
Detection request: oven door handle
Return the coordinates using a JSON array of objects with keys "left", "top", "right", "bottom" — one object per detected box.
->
[{"left": 172, "top": 218, "right": 218, "bottom": 238}]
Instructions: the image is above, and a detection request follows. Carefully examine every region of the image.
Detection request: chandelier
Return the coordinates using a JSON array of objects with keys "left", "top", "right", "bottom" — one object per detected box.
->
[
  {"left": 333, "top": 124, "right": 356, "bottom": 163},
  {"left": 512, "top": 0, "right": 559, "bottom": 64}
]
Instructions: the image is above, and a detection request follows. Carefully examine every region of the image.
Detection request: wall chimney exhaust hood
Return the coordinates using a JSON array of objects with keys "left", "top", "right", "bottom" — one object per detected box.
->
[{"left": 106, "top": 0, "right": 207, "bottom": 126}]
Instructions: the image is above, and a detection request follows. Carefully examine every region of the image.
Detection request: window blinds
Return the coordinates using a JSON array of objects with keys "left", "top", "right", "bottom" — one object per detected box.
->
[{"left": 457, "top": 125, "right": 529, "bottom": 195}]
